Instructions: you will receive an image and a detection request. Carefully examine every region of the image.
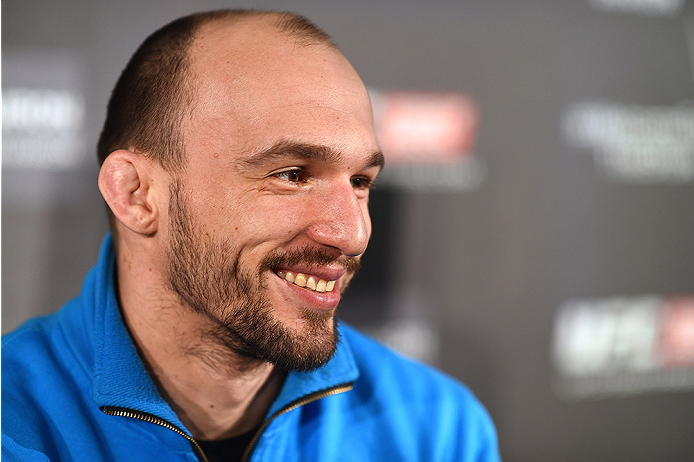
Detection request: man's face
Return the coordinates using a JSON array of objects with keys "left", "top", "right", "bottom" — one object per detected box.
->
[{"left": 163, "top": 21, "right": 383, "bottom": 371}]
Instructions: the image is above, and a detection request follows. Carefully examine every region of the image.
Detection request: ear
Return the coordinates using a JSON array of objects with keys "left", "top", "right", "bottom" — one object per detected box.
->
[{"left": 98, "top": 150, "right": 160, "bottom": 236}]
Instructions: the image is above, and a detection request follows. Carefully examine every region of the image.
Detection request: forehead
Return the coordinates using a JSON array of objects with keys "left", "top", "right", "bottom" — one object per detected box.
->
[{"left": 182, "top": 18, "right": 377, "bottom": 160}]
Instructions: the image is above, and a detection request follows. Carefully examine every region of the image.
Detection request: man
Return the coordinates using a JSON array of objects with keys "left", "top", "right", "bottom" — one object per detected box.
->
[{"left": 2, "top": 10, "right": 501, "bottom": 462}]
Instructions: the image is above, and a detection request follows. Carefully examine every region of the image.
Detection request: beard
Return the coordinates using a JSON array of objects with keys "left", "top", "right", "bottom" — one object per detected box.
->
[{"left": 164, "top": 179, "right": 357, "bottom": 372}]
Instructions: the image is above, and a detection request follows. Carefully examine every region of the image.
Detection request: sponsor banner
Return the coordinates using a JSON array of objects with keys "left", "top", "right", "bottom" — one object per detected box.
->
[
  {"left": 588, "top": 0, "right": 683, "bottom": 16},
  {"left": 551, "top": 294, "right": 694, "bottom": 399},
  {"left": 370, "top": 89, "right": 486, "bottom": 192},
  {"left": 2, "top": 51, "right": 87, "bottom": 170},
  {"left": 561, "top": 101, "right": 694, "bottom": 184}
]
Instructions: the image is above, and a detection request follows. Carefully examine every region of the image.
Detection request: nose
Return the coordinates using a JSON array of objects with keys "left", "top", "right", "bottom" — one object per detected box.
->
[{"left": 306, "top": 181, "right": 370, "bottom": 257}]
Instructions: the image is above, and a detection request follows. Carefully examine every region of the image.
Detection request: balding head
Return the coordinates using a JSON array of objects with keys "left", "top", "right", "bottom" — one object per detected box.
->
[{"left": 97, "top": 10, "right": 337, "bottom": 174}]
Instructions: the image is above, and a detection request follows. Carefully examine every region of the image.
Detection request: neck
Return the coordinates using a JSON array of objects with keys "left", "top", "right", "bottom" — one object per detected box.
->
[{"left": 115, "top": 241, "right": 283, "bottom": 440}]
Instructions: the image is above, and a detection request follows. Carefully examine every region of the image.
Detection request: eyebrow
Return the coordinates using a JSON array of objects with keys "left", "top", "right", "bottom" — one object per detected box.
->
[{"left": 237, "top": 139, "right": 385, "bottom": 172}]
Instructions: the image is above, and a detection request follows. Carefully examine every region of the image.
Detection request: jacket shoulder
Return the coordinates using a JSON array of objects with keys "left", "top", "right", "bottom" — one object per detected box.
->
[
  {"left": 3, "top": 311, "right": 64, "bottom": 377},
  {"left": 341, "top": 324, "right": 475, "bottom": 397},
  {"left": 2, "top": 300, "right": 92, "bottom": 460},
  {"left": 2, "top": 299, "right": 86, "bottom": 380},
  {"left": 337, "top": 324, "right": 500, "bottom": 461}
]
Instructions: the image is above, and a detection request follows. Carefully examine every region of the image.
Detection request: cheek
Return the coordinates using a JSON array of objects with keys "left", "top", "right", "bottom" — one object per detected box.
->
[
  {"left": 246, "top": 203, "right": 303, "bottom": 239},
  {"left": 223, "top": 201, "right": 309, "bottom": 256},
  {"left": 187, "top": 190, "right": 268, "bottom": 238}
]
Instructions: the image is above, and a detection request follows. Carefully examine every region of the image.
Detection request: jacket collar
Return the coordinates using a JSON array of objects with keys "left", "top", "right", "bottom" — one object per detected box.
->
[{"left": 90, "top": 235, "right": 359, "bottom": 433}]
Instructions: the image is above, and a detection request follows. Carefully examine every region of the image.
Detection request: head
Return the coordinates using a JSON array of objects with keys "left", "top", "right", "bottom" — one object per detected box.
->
[{"left": 97, "top": 10, "right": 383, "bottom": 372}]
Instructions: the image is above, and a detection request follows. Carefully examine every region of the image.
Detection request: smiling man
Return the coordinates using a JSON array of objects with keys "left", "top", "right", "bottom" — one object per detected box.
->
[{"left": 2, "top": 10, "right": 501, "bottom": 462}]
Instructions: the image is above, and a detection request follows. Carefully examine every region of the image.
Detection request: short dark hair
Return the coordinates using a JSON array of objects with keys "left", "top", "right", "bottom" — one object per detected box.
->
[{"left": 96, "top": 9, "right": 335, "bottom": 173}]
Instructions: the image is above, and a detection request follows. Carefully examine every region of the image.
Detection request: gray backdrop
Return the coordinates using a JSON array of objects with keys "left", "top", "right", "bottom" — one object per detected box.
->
[{"left": 4, "top": 0, "right": 694, "bottom": 461}]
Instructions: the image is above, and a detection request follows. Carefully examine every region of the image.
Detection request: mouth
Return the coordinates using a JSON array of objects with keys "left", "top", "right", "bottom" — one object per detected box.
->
[{"left": 276, "top": 270, "right": 337, "bottom": 293}]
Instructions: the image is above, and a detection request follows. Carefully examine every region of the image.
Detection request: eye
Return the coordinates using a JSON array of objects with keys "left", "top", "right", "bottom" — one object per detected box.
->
[
  {"left": 351, "top": 176, "right": 374, "bottom": 190},
  {"left": 274, "top": 169, "right": 308, "bottom": 184}
]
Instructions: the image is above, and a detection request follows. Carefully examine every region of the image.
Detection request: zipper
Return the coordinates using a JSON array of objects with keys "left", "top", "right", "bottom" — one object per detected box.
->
[
  {"left": 101, "top": 382, "right": 353, "bottom": 462},
  {"left": 100, "top": 406, "right": 209, "bottom": 462},
  {"left": 240, "top": 382, "right": 354, "bottom": 462}
]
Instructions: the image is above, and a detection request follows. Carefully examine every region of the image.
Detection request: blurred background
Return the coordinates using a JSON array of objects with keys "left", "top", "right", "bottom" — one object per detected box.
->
[{"left": 3, "top": 0, "right": 694, "bottom": 460}]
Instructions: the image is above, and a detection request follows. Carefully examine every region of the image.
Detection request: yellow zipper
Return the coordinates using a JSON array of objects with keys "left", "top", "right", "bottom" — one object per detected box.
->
[
  {"left": 240, "top": 383, "right": 354, "bottom": 462},
  {"left": 100, "top": 406, "right": 209, "bottom": 462},
  {"left": 100, "top": 382, "right": 353, "bottom": 462}
]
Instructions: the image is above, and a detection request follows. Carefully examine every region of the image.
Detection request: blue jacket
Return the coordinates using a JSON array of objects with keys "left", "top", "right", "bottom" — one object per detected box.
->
[{"left": 2, "top": 235, "right": 501, "bottom": 461}]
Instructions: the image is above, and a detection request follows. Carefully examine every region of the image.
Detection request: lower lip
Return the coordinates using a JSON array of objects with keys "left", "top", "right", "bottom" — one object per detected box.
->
[{"left": 276, "top": 275, "right": 341, "bottom": 311}]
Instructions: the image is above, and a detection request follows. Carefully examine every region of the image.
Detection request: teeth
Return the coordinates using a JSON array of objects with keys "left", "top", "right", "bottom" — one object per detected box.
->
[
  {"left": 295, "top": 273, "right": 307, "bottom": 287},
  {"left": 276, "top": 271, "right": 335, "bottom": 293}
]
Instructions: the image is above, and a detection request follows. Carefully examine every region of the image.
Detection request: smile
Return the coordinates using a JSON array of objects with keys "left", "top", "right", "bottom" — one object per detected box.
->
[{"left": 276, "top": 271, "right": 336, "bottom": 293}]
